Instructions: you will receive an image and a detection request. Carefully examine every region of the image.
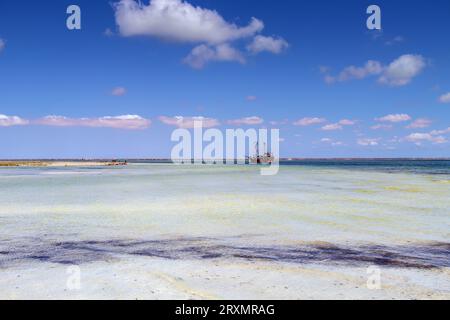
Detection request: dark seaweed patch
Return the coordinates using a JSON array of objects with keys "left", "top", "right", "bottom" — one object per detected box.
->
[{"left": 0, "top": 237, "right": 448, "bottom": 269}]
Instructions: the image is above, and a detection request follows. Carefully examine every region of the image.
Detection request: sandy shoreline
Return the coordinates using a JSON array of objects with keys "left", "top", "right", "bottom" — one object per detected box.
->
[{"left": 0, "top": 160, "right": 127, "bottom": 167}]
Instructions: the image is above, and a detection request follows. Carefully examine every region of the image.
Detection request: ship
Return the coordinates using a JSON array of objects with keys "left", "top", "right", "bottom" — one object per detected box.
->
[{"left": 249, "top": 142, "right": 274, "bottom": 164}]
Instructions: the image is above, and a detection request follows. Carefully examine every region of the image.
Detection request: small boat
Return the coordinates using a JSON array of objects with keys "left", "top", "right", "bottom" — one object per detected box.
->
[{"left": 249, "top": 142, "right": 274, "bottom": 164}]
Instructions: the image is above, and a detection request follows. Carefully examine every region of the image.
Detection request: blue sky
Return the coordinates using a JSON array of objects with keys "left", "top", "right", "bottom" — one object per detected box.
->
[{"left": 0, "top": 0, "right": 449, "bottom": 158}]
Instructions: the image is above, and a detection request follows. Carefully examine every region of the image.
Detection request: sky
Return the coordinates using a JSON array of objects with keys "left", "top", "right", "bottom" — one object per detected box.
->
[{"left": 0, "top": 0, "right": 450, "bottom": 158}]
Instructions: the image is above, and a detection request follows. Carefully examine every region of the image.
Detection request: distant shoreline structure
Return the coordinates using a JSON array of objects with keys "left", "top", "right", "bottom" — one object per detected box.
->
[{"left": 0, "top": 160, "right": 127, "bottom": 167}]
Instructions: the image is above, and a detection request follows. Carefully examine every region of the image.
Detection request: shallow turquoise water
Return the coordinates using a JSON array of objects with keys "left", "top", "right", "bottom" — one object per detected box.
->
[
  {"left": 1, "top": 163, "right": 449, "bottom": 245},
  {"left": 0, "top": 163, "right": 449, "bottom": 299}
]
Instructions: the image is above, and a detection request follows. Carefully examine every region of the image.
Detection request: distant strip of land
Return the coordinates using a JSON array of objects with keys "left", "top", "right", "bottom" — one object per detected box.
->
[{"left": 0, "top": 160, "right": 127, "bottom": 167}]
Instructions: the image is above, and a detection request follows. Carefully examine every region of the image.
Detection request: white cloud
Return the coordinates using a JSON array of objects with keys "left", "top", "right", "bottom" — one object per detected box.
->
[
  {"left": 405, "top": 133, "right": 447, "bottom": 144},
  {"left": 338, "top": 60, "right": 383, "bottom": 82},
  {"left": 114, "top": 0, "right": 263, "bottom": 44},
  {"left": 113, "top": 0, "right": 287, "bottom": 68},
  {"left": 439, "top": 92, "right": 450, "bottom": 103},
  {"left": 378, "top": 54, "right": 426, "bottom": 86},
  {"left": 406, "top": 118, "right": 432, "bottom": 129},
  {"left": 357, "top": 138, "right": 380, "bottom": 146},
  {"left": 247, "top": 35, "right": 288, "bottom": 54},
  {"left": 269, "top": 119, "right": 288, "bottom": 126},
  {"left": 0, "top": 114, "right": 29, "bottom": 127},
  {"left": 324, "top": 54, "right": 426, "bottom": 86},
  {"left": 0, "top": 39, "right": 5, "bottom": 52},
  {"left": 159, "top": 115, "right": 219, "bottom": 128},
  {"left": 34, "top": 115, "right": 150, "bottom": 130},
  {"left": 321, "top": 123, "right": 342, "bottom": 131},
  {"left": 320, "top": 119, "right": 355, "bottom": 131},
  {"left": 227, "top": 116, "right": 263, "bottom": 125},
  {"left": 338, "top": 119, "right": 356, "bottom": 126},
  {"left": 246, "top": 95, "right": 257, "bottom": 101},
  {"left": 430, "top": 127, "right": 450, "bottom": 135},
  {"left": 183, "top": 43, "right": 245, "bottom": 69},
  {"left": 111, "top": 86, "right": 127, "bottom": 96},
  {"left": 293, "top": 117, "right": 326, "bottom": 126},
  {"left": 376, "top": 114, "right": 411, "bottom": 123}
]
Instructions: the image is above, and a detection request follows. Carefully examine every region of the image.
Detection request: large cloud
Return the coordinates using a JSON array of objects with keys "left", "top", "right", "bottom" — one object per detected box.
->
[
  {"left": 34, "top": 115, "right": 150, "bottom": 130},
  {"left": 0, "top": 114, "right": 29, "bottom": 127},
  {"left": 324, "top": 54, "right": 426, "bottom": 86},
  {"left": 113, "top": 0, "right": 287, "bottom": 68},
  {"left": 114, "top": 0, "right": 263, "bottom": 44},
  {"left": 159, "top": 115, "right": 219, "bottom": 128}
]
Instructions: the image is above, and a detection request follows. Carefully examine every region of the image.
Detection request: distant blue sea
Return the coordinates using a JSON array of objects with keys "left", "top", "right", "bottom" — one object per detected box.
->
[{"left": 127, "top": 159, "right": 450, "bottom": 175}]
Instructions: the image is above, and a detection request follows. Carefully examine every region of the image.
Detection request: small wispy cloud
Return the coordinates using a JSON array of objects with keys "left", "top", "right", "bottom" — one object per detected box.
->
[
  {"left": 227, "top": 116, "right": 264, "bottom": 125},
  {"left": 247, "top": 35, "right": 288, "bottom": 54},
  {"left": 338, "top": 119, "right": 356, "bottom": 126},
  {"left": 430, "top": 127, "right": 450, "bottom": 135},
  {"left": 183, "top": 43, "right": 245, "bottom": 69},
  {"left": 376, "top": 114, "right": 411, "bottom": 123},
  {"left": 246, "top": 95, "right": 257, "bottom": 102},
  {"left": 111, "top": 86, "right": 127, "bottom": 96},
  {"left": 406, "top": 118, "right": 432, "bottom": 129},
  {"left": 439, "top": 92, "right": 450, "bottom": 103},
  {"left": 321, "top": 123, "right": 342, "bottom": 131},
  {"left": 320, "top": 138, "right": 344, "bottom": 146},
  {"left": 320, "top": 119, "right": 355, "bottom": 131},
  {"left": 293, "top": 117, "right": 326, "bottom": 126},
  {"left": 0, "top": 114, "right": 29, "bottom": 127},
  {"left": 104, "top": 28, "right": 115, "bottom": 37},
  {"left": 159, "top": 116, "right": 220, "bottom": 128},
  {"left": 357, "top": 138, "right": 380, "bottom": 146},
  {"left": 0, "top": 39, "right": 5, "bottom": 53},
  {"left": 34, "top": 115, "right": 150, "bottom": 130},
  {"left": 385, "top": 36, "right": 404, "bottom": 46},
  {"left": 405, "top": 133, "right": 447, "bottom": 145}
]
